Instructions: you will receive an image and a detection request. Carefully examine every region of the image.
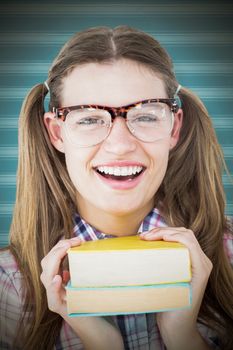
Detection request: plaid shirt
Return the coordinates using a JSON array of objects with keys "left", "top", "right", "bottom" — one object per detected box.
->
[{"left": 1, "top": 208, "right": 233, "bottom": 349}]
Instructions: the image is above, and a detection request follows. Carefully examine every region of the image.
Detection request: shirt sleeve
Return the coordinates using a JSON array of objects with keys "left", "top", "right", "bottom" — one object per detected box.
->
[
  {"left": 0, "top": 251, "right": 23, "bottom": 349},
  {"left": 223, "top": 217, "right": 233, "bottom": 267},
  {"left": 198, "top": 323, "right": 221, "bottom": 349}
]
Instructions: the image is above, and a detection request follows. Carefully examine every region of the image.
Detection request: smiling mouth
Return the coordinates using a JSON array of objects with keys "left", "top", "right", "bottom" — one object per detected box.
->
[{"left": 94, "top": 166, "right": 146, "bottom": 181}]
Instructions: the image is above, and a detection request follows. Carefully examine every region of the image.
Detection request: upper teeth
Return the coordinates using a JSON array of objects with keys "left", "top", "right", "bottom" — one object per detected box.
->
[{"left": 96, "top": 166, "right": 143, "bottom": 176}]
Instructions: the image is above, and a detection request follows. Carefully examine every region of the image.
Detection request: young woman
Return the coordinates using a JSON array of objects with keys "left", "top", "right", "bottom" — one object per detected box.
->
[{"left": 0, "top": 25, "right": 232, "bottom": 350}]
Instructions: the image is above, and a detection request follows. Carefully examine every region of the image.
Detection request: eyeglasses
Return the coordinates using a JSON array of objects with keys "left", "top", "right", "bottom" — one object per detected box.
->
[{"left": 53, "top": 98, "right": 179, "bottom": 147}]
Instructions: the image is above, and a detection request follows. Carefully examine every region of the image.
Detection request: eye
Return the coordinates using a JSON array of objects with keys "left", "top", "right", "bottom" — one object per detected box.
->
[
  {"left": 67, "top": 109, "right": 110, "bottom": 128},
  {"left": 77, "top": 117, "right": 105, "bottom": 125},
  {"left": 134, "top": 114, "right": 159, "bottom": 123}
]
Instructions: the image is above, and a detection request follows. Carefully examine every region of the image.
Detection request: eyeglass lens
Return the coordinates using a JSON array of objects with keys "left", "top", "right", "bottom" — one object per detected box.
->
[{"left": 61, "top": 102, "right": 174, "bottom": 147}]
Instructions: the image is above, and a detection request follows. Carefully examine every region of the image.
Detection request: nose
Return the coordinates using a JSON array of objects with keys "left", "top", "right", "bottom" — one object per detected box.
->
[{"left": 102, "top": 117, "right": 137, "bottom": 155}]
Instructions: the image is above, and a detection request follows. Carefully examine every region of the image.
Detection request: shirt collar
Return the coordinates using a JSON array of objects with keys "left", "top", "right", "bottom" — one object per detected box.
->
[{"left": 73, "top": 208, "right": 166, "bottom": 242}]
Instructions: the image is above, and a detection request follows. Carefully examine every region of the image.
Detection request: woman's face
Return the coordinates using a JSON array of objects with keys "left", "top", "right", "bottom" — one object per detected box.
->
[{"left": 45, "top": 59, "right": 182, "bottom": 219}]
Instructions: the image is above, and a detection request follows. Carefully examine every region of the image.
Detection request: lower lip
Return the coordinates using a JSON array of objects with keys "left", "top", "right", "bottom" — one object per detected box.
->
[{"left": 94, "top": 170, "right": 145, "bottom": 190}]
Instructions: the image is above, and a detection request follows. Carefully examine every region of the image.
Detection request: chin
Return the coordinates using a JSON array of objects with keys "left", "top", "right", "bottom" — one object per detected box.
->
[{"left": 99, "top": 200, "right": 147, "bottom": 217}]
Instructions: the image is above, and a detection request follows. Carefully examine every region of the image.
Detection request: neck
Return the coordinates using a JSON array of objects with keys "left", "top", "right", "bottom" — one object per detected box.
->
[{"left": 76, "top": 196, "right": 154, "bottom": 237}]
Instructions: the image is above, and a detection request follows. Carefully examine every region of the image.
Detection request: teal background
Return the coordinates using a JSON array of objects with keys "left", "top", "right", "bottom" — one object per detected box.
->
[{"left": 0, "top": 0, "right": 233, "bottom": 247}]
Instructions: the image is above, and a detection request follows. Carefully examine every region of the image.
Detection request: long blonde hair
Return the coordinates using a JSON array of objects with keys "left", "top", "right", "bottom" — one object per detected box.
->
[{"left": 9, "top": 26, "right": 233, "bottom": 349}]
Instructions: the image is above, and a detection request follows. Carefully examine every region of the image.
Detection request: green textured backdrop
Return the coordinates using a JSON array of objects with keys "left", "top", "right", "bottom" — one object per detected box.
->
[{"left": 0, "top": 0, "right": 233, "bottom": 247}]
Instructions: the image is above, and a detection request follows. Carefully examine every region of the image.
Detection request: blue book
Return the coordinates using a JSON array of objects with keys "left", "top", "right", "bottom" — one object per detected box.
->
[{"left": 66, "top": 282, "right": 192, "bottom": 317}]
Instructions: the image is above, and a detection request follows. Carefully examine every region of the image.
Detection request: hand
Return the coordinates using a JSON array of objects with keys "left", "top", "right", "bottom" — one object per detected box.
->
[
  {"left": 40, "top": 237, "right": 124, "bottom": 350},
  {"left": 140, "top": 227, "right": 213, "bottom": 350},
  {"left": 40, "top": 236, "right": 82, "bottom": 317}
]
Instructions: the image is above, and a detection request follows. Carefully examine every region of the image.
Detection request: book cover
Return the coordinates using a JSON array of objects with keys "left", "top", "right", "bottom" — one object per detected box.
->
[
  {"left": 66, "top": 282, "right": 192, "bottom": 316},
  {"left": 67, "top": 235, "right": 191, "bottom": 287}
]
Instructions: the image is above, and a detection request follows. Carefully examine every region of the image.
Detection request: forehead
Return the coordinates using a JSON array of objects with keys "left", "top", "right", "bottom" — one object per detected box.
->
[{"left": 60, "top": 59, "right": 167, "bottom": 107}]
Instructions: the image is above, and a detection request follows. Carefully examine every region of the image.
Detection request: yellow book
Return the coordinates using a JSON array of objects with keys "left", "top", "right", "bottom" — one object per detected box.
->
[{"left": 68, "top": 235, "right": 191, "bottom": 288}]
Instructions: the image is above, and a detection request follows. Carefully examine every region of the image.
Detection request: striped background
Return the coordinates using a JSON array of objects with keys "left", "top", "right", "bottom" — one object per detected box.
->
[{"left": 0, "top": 1, "right": 233, "bottom": 247}]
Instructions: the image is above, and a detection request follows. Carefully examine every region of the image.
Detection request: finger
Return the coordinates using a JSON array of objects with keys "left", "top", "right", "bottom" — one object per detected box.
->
[
  {"left": 140, "top": 227, "right": 189, "bottom": 240},
  {"left": 46, "top": 274, "right": 66, "bottom": 313},
  {"left": 140, "top": 228, "right": 210, "bottom": 270},
  {"left": 50, "top": 236, "right": 81, "bottom": 253},
  {"left": 141, "top": 228, "right": 198, "bottom": 256},
  {"left": 41, "top": 244, "right": 70, "bottom": 286},
  {"left": 41, "top": 237, "right": 81, "bottom": 286},
  {"left": 41, "top": 237, "right": 81, "bottom": 269},
  {"left": 144, "top": 230, "right": 212, "bottom": 278}
]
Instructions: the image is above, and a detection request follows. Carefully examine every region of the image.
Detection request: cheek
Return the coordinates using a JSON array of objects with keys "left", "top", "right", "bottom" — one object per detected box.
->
[
  {"left": 147, "top": 141, "right": 170, "bottom": 173},
  {"left": 149, "top": 157, "right": 169, "bottom": 199},
  {"left": 63, "top": 142, "right": 96, "bottom": 190},
  {"left": 152, "top": 154, "right": 169, "bottom": 187},
  {"left": 64, "top": 154, "right": 82, "bottom": 191}
]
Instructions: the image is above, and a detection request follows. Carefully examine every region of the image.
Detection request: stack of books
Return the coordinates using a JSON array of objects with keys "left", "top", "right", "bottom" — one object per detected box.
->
[{"left": 66, "top": 235, "right": 192, "bottom": 316}]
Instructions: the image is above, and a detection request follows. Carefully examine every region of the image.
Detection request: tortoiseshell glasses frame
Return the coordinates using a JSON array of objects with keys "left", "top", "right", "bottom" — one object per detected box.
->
[
  {"left": 52, "top": 98, "right": 179, "bottom": 147},
  {"left": 53, "top": 98, "right": 179, "bottom": 121}
]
